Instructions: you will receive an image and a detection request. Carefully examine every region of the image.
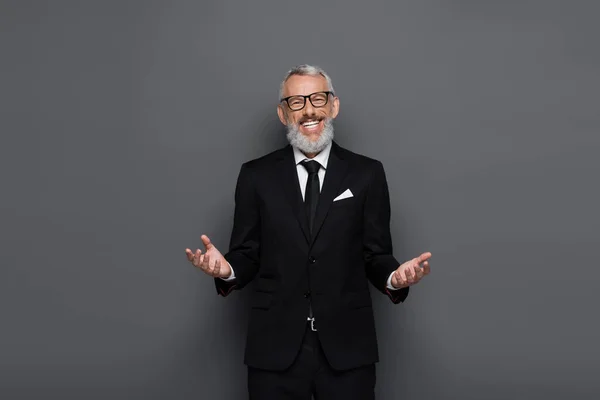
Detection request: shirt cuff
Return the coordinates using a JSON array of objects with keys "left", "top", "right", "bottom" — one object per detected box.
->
[
  {"left": 220, "top": 262, "right": 236, "bottom": 281},
  {"left": 386, "top": 271, "right": 400, "bottom": 290}
]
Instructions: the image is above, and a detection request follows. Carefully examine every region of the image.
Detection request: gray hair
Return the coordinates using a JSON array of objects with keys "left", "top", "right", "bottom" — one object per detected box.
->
[{"left": 278, "top": 64, "right": 335, "bottom": 100}]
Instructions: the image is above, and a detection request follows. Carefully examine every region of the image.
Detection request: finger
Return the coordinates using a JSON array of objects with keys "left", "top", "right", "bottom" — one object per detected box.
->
[
  {"left": 399, "top": 267, "right": 408, "bottom": 284},
  {"left": 408, "top": 265, "right": 417, "bottom": 283},
  {"left": 185, "top": 249, "right": 194, "bottom": 262},
  {"left": 417, "top": 252, "right": 432, "bottom": 264},
  {"left": 193, "top": 249, "right": 202, "bottom": 266},
  {"left": 201, "top": 235, "right": 214, "bottom": 251},
  {"left": 414, "top": 264, "right": 424, "bottom": 278},
  {"left": 202, "top": 254, "right": 211, "bottom": 271},
  {"left": 394, "top": 270, "right": 406, "bottom": 287},
  {"left": 392, "top": 270, "right": 400, "bottom": 286},
  {"left": 207, "top": 261, "right": 217, "bottom": 276},
  {"left": 207, "top": 255, "right": 214, "bottom": 273},
  {"left": 214, "top": 259, "right": 221, "bottom": 277},
  {"left": 404, "top": 266, "right": 412, "bottom": 283},
  {"left": 422, "top": 260, "right": 431, "bottom": 275}
]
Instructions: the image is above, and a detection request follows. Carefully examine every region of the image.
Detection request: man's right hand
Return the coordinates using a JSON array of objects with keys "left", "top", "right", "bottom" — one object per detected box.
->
[{"left": 185, "top": 235, "right": 232, "bottom": 279}]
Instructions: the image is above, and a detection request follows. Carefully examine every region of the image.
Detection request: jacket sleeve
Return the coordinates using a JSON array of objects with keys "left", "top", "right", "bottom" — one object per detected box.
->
[
  {"left": 362, "top": 160, "right": 409, "bottom": 304},
  {"left": 214, "top": 163, "right": 261, "bottom": 296}
]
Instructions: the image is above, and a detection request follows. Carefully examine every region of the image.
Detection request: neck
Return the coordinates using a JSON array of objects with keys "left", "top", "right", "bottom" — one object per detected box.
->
[{"left": 303, "top": 151, "right": 318, "bottom": 159}]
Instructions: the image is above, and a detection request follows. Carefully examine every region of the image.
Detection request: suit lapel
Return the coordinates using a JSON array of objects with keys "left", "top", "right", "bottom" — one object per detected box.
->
[
  {"left": 277, "top": 146, "right": 311, "bottom": 244},
  {"left": 311, "top": 143, "right": 348, "bottom": 245}
]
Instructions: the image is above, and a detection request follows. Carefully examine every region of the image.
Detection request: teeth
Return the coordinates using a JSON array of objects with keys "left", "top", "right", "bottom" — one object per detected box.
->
[{"left": 302, "top": 120, "right": 320, "bottom": 127}]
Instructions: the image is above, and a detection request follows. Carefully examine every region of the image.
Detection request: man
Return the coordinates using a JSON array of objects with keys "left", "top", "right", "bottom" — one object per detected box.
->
[{"left": 185, "top": 65, "right": 431, "bottom": 399}]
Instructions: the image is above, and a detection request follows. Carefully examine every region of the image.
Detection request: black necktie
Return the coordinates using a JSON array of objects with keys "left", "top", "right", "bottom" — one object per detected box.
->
[
  {"left": 301, "top": 160, "right": 320, "bottom": 322},
  {"left": 301, "top": 160, "right": 321, "bottom": 236}
]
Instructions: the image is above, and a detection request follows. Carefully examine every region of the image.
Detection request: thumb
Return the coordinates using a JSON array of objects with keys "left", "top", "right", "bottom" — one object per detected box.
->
[
  {"left": 417, "top": 252, "right": 432, "bottom": 263},
  {"left": 201, "top": 235, "right": 214, "bottom": 250}
]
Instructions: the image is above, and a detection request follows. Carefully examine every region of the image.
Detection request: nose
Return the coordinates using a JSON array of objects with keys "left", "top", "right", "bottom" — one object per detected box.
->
[{"left": 303, "top": 99, "right": 316, "bottom": 116}]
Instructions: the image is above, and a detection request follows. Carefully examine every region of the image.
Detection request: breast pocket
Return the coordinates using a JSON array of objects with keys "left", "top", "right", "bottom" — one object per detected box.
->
[{"left": 330, "top": 196, "right": 355, "bottom": 210}]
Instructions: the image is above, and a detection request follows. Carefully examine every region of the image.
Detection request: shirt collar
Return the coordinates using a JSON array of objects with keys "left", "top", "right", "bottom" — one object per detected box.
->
[{"left": 292, "top": 141, "right": 332, "bottom": 170}]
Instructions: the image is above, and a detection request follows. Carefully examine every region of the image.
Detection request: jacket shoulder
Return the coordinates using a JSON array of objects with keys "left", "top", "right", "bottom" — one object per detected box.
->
[
  {"left": 239, "top": 146, "right": 289, "bottom": 171},
  {"left": 244, "top": 146, "right": 288, "bottom": 166},
  {"left": 335, "top": 144, "right": 384, "bottom": 170}
]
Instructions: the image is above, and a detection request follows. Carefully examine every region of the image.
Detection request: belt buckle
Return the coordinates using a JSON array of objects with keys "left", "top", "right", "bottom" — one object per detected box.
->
[{"left": 307, "top": 317, "right": 317, "bottom": 332}]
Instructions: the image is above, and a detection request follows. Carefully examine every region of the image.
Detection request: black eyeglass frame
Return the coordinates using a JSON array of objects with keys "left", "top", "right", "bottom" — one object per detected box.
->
[{"left": 279, "top": 91, "right": 335, "bottom": 111}]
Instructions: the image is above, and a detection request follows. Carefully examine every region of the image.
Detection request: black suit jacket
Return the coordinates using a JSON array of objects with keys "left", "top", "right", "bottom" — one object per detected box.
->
[{"left": 215, "top": 141, "right": 408, "bottom": 371}]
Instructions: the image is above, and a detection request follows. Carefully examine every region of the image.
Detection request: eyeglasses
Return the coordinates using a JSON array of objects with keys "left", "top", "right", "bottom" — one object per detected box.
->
[{"left": 280, "top": 91, "right": 334, "bottom": 111}]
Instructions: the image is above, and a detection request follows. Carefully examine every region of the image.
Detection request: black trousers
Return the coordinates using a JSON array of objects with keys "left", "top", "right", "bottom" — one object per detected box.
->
[{"left": 247, "top": 324, "right": 376, "bottom": 399}]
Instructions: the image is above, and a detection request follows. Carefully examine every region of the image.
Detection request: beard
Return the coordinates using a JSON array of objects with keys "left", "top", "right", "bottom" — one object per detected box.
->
[{"left": 285, "top": 117, "right": 335, "bottom": 154}]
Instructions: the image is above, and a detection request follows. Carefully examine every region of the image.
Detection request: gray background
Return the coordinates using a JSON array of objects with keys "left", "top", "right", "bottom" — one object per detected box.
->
[{"left": 1, "top": 1, "right": 599, "bottom": 399}]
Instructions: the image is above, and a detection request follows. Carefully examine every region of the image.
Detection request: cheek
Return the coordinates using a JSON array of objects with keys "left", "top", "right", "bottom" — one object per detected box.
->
[
  {"left": 320, "top": 107, "right": 334, "bottom": 118},
  {"left": 290, "top": 114, "right": 302, "bottom": 125}
]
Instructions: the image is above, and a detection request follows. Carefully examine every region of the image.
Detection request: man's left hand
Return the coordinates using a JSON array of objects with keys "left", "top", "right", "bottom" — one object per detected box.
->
[{"left": 391, "top": 252, "right": 432, "bottom": 289}]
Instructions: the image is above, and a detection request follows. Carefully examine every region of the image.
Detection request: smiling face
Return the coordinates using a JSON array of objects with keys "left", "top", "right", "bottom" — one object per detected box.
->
[{"left": 277, "top": 74, "right": 340, "bottom": 154}]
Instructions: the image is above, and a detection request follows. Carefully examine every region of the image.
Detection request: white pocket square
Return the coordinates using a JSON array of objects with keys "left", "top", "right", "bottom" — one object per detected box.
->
[{"left": 333, "top": 188, "right": 353, "bottom": 202}]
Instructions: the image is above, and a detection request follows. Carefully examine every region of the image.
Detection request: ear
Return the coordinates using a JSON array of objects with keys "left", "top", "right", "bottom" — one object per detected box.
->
[
  {"left": 277, "top": 104, "right": 288, "bottom": 126},
  {"left": 330, "top": 96, "right": 340, "bottom": 119}
]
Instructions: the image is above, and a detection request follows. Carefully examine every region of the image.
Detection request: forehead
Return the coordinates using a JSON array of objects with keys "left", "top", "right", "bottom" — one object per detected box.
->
[{"left": 282, "top": 74, "right": 329, "bottom": 97}]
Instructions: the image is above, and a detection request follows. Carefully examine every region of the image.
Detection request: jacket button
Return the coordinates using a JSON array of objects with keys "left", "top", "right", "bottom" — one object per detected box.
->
[{"left": 309, "top": 256, "right": 316, "bottom": 264}]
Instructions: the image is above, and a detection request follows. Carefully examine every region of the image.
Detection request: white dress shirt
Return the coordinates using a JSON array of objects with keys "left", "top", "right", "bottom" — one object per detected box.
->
[{"left": 223, "top": 142, "right": 400, "bottom": 290}]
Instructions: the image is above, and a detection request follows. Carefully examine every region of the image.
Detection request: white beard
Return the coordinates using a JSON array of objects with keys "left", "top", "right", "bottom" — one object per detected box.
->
[{"left": 286, "top": 118, "right": 335, "bottom": 154}]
